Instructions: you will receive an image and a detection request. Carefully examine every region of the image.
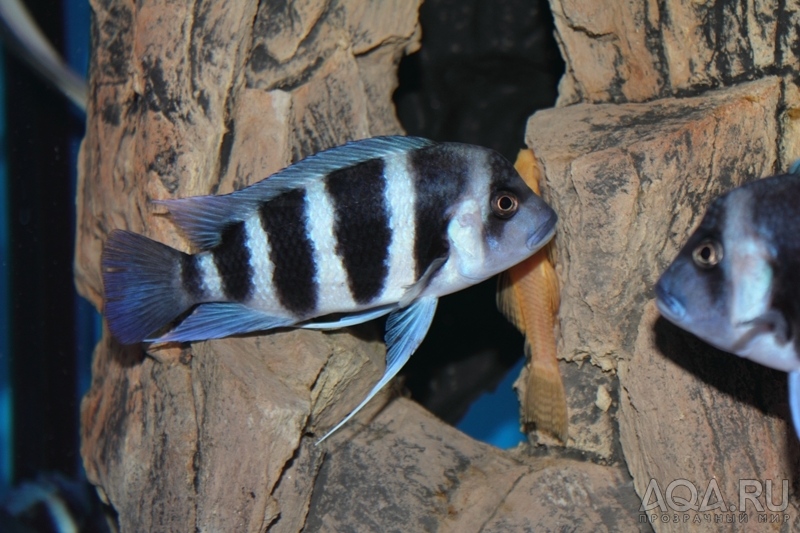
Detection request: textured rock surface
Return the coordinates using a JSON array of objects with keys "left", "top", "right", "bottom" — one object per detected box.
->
[
  {"left": 551, "top": 0, "right": 800, "bottom": 105},
  {"left": 74, "top": 0, "right": 422, "bottom": 307},
  {"left": 525, "top": 74, "right": 800, "bottom": 532},
  {"left": 621, "top": 302, "right": 800, "bottom": 530},
  {"left": 298, "top": 400, "right": 644, "bottom": 533},
  {"left": 530, "top": 77, "right": 787, "bottom": 374}
]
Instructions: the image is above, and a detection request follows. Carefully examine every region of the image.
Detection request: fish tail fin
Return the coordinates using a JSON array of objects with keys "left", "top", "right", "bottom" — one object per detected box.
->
[
  {"left": 101, "top": 230, "right": 195, "bottom": 344},
  {"left": 524, "top": 341, "right": 569, "bottom": 442}
]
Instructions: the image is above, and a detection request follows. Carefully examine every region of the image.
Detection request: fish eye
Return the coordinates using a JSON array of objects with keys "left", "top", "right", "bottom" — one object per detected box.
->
[
  {"left": 692, "top": 239, "right": 723, "bottom": 269},
  {"left": 491, "top": 191, "right": 519, "bottom": 219}
]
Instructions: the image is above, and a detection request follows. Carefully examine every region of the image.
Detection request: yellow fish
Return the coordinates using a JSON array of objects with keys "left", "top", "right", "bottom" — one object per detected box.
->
[{"left": 497, "top": 149, "right": 568, "bottom": 441}]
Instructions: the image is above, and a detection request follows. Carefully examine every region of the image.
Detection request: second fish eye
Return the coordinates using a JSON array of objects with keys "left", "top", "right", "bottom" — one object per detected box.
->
[
  {"left": 692, "top": 239, "right": 723, "bottom": 269},
  {"left": 491, "top": 191, "right": 519, "bottom": 219}
]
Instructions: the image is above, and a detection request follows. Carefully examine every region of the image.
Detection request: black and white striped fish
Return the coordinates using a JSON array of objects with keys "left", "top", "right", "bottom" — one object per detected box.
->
[
  {"left": 102, "top": 136, "right": 557, "bottom": 442},
  {"left": 656, "top": 162, "right": 800, "bottom": 439}
]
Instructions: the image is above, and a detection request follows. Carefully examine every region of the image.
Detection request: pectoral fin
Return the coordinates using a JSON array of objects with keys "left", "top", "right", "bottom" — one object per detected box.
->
[
  {"left": 399, "top": 257, "right": 447, "bottom": 308},
  {"left": 741, "top": 309, "right": 790, "bottom": 344},
  {"left": 788, "top": 372, "right": 800, "bottom": 440},
  {"left": 733, "top": 309, "right": 791, "bottom": 353},
  {"left": 496, "top": 271, "right": 525, "bottom": 333},
  {"left": 316, "top": 297, "right": 439, "bottom": 444}
]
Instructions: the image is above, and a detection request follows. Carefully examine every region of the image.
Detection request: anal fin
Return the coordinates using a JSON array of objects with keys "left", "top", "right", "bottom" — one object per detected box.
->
[
  {"left": 300, "top": 305, "right": 395, "bottom": 330},
  {"left": 148, "top": 302, "right": 294, "bottom": 343},
  {"left": 316, "top": 297, "right": 439, "bottom": 444}
]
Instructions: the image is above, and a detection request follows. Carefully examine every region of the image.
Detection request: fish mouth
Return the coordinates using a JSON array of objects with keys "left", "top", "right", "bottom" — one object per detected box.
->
[
  {"left": 654, "top": 281, "right": 686, "bottom": 323},
  {"left": 526, "top": 211, "right": 557, "bottom": 251}
]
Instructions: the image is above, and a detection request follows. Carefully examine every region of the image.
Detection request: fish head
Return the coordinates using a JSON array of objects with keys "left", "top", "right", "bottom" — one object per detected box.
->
[
  {"left": 655, "top": 211, "right": 737, "bottom": 352},
  {"left": 447, "top": 149, "right": 556, "bottom": 282},
  {"left": 656, "top": 183, "right": 800, "bottom": 372}
]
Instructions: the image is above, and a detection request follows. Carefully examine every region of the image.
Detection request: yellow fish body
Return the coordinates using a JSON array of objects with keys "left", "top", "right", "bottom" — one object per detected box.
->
[{"left": 497, "top": 149, "right": 568, "bottom": 441}]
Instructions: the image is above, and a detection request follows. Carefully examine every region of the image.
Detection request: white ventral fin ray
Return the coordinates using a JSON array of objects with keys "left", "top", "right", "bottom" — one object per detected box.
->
[
  {"left": 316, "top": 296, "right": 439, "bottom": 445},
  {"left": 300, "top": 305, "right": 395, "bottom": 330},
  {"left": 157, "top": 136, "right": 435, "bottom": 249}
]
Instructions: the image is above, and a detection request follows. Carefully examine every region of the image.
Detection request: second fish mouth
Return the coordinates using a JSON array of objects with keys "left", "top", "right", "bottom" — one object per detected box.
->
[
  {"left": 526, "top": 211, "right": 557, "bottom": 251},
  {"left": 654, "top": 281, "right": 686, "bottom": 322}
]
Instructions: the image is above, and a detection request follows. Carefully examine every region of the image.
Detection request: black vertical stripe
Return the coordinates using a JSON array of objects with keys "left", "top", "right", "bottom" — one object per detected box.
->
[
  {"left": 212, "top": 221, "right": 254, "bottom": 301},
  {"left": 410, "top": 144, "right": 469, "bottom": 279},
  {"left": 326, "top": 158, "right": 391, "bottom": 304},
  {"left": 259, "top": 189, "right": 318, "bottom": 316},
  {"left": 694, "top": 198, "right": 727, "bottom": 304},
  {"left": 485, "top": 150, "right": 537, "bottom": 240},
  {"left": 180, "top": 253, "right": 205, "bottom": 301}
]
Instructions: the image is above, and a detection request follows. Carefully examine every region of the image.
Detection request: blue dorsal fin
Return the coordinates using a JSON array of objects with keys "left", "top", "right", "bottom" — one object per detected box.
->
[
  {"left": 315, "top": 296, "right": 438, "bottom": 445},
  {"left": 158, "top": 136, "right": 436, "bottom": 249}
]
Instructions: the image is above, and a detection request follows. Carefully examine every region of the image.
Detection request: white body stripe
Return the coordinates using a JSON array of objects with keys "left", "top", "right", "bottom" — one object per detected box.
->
[
  {"left": 243, "top": 215, "right": 281, "bottom": 311},
  {"left": 197, "top": 253, "right": 224, "bottom": 300},
  {"left": 382, "top": 152, "right": 418, "bottom": 302},
  {"left": 724, "top": 191, "right": 772, "bottom": 325},
  {"left": 305, "top": 180, "right": 355, "bottom": 312}
]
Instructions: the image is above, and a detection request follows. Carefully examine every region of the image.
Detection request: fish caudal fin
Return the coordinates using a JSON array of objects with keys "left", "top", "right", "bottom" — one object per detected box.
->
[
  {"left": 524, "top": 341, "right": 569, "bottom": 441},
  {"left": 102, "top": 230, "right": 194, "bottom": 344}
]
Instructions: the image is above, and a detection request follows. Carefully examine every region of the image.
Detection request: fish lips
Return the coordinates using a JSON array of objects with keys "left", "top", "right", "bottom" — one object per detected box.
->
[
  {"left": 654, "top": 278, "right": 687, "bottom": 323},
  {"left": 526, "top": 210, "right": 557, "bottom": 252}
]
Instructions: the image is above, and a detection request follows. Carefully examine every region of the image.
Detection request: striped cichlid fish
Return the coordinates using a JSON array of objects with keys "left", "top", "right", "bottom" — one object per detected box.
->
[
  {"left": 102, "top": 136, "right": 558, "bottom": 442},
  {"left": 656, "top": 163, "right": 800, "bottom": 439}
]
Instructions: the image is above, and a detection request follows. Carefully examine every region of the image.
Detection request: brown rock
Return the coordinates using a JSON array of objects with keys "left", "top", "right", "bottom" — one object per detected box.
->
[
  {"left": 551, "top": 0, "right": 800, "bottom": 105},
  {"left": 525, "top": 77, "right": 797, "bottom": 461},
  {"left": 302, "top": 399, "right": 644, "bottom": 533},
  {"left": 620, "top": 302, "right": 800, "bottom": 531}
]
